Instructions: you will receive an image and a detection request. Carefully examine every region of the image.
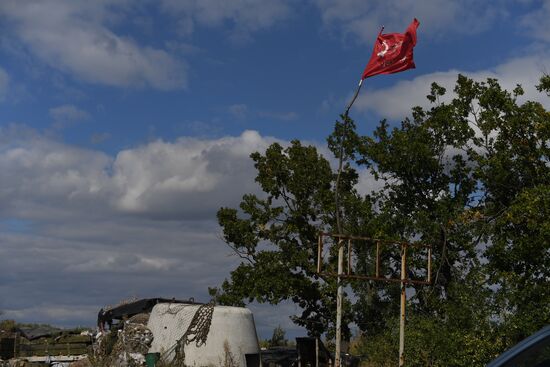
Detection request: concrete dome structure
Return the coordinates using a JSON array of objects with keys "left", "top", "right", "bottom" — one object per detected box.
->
[{"left": 147, "top": 303, "right": 260, "bottom": 367}]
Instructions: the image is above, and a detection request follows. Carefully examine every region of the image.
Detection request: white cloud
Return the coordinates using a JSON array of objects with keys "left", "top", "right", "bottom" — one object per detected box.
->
[
  {"left": 66, "top": 253, "right": 179, "bottom": 273},
  {"left": 0, "top": 126, "right": 113, "bottom": 219},
  {"left": 0, "top": 127, "right": 287, "bottom": 327},
  {"left": 0, "top": 1, "right": 186, "bottom": 90},
  {"left": 111, "top": 130, "right": 275, "bottom": 217},
  {"left": 0, "top": 126, "right": 278, "bottom": 220},
  {"left": 0, "top": 127, "right": 341, "bottom": 333},
  {"left": 161, "top": 0, "right": 292, "bottom": 41},
  {"left": 520, "top": 0, "right": 550, "bottom": 43},
  {"left": 355, "top": 54, "right": 550, "bottom": 119},
  {"left": 0, "top": 67, "right": 8, "bottom": 101},
  {"left": 313, "top": 0, "right": 509, "bottom": 44},
  {"left": 49, "top": 104, "right": 90, "bottom": 123},
  {"left": 355, "top": 168, "right": 386, "bottom": 197}
]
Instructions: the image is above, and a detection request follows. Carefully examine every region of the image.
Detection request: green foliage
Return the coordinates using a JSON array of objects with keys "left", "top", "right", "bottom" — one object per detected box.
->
[
  {"left": 536, "top": 74, "right": 550, "bottom": 96},
  {"left": 269, "top": 325, "right": 288, "bottom": 347},
  {"left": 354, "top": 74, "right": 549, "bottom": 365},
  {"left": 212, "top": 139, "right": 362, "bottom": 338},
  {"left": 214, "top": 74, "right": 550, "bottom": 366}
]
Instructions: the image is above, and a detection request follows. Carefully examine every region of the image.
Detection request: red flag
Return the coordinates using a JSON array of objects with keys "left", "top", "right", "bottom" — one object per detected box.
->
[{"left": 362, "top": 18, "right": 419, "bottom": 80}]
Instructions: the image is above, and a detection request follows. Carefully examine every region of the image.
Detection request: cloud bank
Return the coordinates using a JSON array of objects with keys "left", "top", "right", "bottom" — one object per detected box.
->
[
  {"left": 0, "top": 127, "right": 278, "bottom": 327},
  {"left": 355, "top": 54, "right": 550, "bottom": 120},
  {"left": 0, "top": 125, "right": 378, "bottom": 337},
  {"left": 313, "top": 0, "right": 510, "bottom": 44},
  {"left": 0, "top": 1, "right": 186, "bottom": 90}
]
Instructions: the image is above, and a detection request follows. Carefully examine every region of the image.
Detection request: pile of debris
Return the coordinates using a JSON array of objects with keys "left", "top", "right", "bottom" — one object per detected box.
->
[
  {"left": 91, "top": 314, "right": 153, "bottom": 367},
  {"left": 90, "top": 298, "right": 198, "bottom": 367},
  {"left": 3, "top": 297, "right": 363, "bottom": 367}
]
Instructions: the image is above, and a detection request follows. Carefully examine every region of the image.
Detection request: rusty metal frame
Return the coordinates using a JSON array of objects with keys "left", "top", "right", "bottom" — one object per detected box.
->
[
  {"left": 316, "top": 232, "right": 432, "bottom": 285},
  {"left": 318, "top": 232, "right": 432, "bottom": 367}
]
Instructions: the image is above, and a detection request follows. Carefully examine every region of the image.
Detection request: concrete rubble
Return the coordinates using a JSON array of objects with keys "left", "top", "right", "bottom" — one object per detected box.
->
[{"left": 91, "top": 313, "right": 153, "bottom": 367}]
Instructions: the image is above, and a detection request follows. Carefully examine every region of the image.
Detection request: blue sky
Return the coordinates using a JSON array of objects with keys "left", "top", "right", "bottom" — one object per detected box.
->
[{"left": 1, "top": 0, "right": 550, "bottom": 339}]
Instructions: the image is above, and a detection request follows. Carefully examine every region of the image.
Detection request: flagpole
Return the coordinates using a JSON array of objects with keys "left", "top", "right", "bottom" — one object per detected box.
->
[
  {"left": 331, "top": 18, "right": 419, "bottom": 367},
  {"left": 344, "top": 79, "right": 364, "bottom": 117},
  {"left": 334, "top": 78, "right": 364, "bottom": 367},
  {"left": 335, "top": 79, "right": 363, "bottom": 234}
]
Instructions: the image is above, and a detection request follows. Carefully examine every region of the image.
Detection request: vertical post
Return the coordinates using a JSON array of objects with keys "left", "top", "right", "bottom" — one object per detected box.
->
[
  {"left": 427, "top": 246, "right": 432, "bottom": 283},
  {"left": 316, "top": 338, "right": 319, "bottom": 367},
  {"left": 375, "top": 241, "right": 380, "bottom": 278},
  {"left": 14, "top": 332, "right": 18, "bottom": 358},
  {"left": 347, "top": 239, "right": 352, "bottom": 275},
  {"left": 333, "top": 80, "right": 363, "bottom": 367},
  {"left": 317, "top": 234, "right": 323, "bottom": 273},
  {"left": 335, "top": 238, "right": 344, "bottom": 367},
  {"left": 399, "top": 244, "right": 407, "bottom": 367}
]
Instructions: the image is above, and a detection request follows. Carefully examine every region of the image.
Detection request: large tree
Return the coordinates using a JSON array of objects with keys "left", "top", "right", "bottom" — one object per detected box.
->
[
  {"left": 355, "top": 75, "right": 549, "bottom": 366},
  {"left": 211, "top": 137, "right": 366, "bottom": 338},
  {"left": 212, "top": 75, "right": 550, "bottom": 366}
]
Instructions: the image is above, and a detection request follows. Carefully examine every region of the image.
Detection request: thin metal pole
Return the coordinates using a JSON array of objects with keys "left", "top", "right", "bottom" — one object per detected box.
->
[
  {"left": 399, "top": 244, "right": 407, "bottom": 367},
  {"left": 333, "top": 79, "right": 363, "bottom": 367},
  {"left": 334, "top": 79, "right": 364, "bottom": 236},
  {"left": 347, "top": 239, "right": 352, "bottom": 275},
  {"left": 344, "top": 79, "right": 364, "bottom": 117},
  {"left": 335, "top": 239, "right": 344, "bottom": 367},
  {"left": 318, "top": 234, "right": 323, "bottom": 273},
  {"left": 427, "top": 246, "right": 432, "bottom": 283},
  {"left": 376, "top": 241, "right": 380, "bottom": 278}
]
